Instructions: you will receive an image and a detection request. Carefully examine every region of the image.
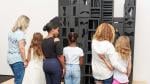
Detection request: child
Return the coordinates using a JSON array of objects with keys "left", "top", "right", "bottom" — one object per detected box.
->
[
  {"left": 63, "top": 32, "right": 84, "bottom": 84},
  {"left": 22, "top": 32, "right": 46, "bottom": 84},
  {"left": 100, "top": 36, "right": 132, "bottom": 84}
]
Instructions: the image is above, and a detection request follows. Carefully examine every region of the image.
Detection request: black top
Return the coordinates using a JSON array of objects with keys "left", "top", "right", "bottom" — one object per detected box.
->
[{"left": 41, "top": 37, "right": 63, "bottom": 58}]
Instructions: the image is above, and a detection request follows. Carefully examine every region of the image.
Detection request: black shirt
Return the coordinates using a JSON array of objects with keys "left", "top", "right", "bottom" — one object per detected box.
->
[{"left": 41, "top": 37, "right": 63, "bottom": 58}]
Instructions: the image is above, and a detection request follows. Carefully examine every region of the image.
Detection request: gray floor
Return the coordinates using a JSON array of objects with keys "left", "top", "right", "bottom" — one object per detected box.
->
[{"left": 0, "top": 75, "right": 13, "bottom": 83}]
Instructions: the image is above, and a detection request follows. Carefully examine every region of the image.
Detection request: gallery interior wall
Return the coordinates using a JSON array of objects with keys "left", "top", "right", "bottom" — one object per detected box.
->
[
  {"left": 0, "top": 0, "right": 58, "bottom": 75},
  {"left": 0, "top": 0, "right": 150, "bottom": 83}
]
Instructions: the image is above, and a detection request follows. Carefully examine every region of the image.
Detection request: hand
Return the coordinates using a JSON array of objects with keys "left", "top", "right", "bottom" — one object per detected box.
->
[
  {"left": 54, "top": 38, "right": 60, "bottom": 42},
  {"left": 24, "top": 60, "right": 28, "bottom": 68},
  {"left": 62, "top": 68, "right": 66, "bottom": 77},
  {"left": 99, "top": 54, "right": 105, "bottom": 60}
]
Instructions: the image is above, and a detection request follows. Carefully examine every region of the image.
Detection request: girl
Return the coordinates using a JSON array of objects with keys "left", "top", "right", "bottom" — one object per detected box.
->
[
  {"left": 8, "top": 15, "right": 30, "bottom": 84},
  {"left": 22, "top": 32, "right": 46, "bottom": 84},
  {"left": 63, "top": 32, "right": 84, "bottom": 84},
  {"left": 92, "top": 23, "right": 127, "bottom": 84},
  {"left": 100, "top": 36, "right": 132, "bottom": 84}
]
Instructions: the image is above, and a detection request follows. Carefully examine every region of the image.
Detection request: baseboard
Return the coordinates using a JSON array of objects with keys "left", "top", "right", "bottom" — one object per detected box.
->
[{"left": 132, "top": 80, "right": 147, "bottom": 84}]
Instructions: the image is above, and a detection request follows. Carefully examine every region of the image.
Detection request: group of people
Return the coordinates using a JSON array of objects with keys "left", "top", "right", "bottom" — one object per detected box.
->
[{"left": 7, "top": 15, "right": 132, "bottom": 84}]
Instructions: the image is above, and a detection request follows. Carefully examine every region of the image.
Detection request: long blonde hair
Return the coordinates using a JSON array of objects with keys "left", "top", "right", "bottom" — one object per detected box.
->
[
  {"left": 93, "top": 23, "right": 115, "bottom": 43},
  {"left": 29, "top": 32, "right": 43, "bottom": 59},
  {"left": 115, "top": 36, "right": 131, "bottom": 61},
  {"left": 12, "top": 15, "right": 30, "bottom": 32}
]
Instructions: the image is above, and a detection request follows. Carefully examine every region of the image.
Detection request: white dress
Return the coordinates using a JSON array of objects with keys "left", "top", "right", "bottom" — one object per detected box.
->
[{"left": 22, "top": 50, "right": 46, "bottom": 84}]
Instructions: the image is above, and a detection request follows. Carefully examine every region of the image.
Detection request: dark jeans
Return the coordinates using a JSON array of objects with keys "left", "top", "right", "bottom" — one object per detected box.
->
[
  {"left": 43, "top": 58, "right": 62, "bottom": 84},
  {"left": 10, "top": 62, "right": 25, "bottom": 84},
  {"left": 95, "top": 75, "right": 113, "bottom": 84}
]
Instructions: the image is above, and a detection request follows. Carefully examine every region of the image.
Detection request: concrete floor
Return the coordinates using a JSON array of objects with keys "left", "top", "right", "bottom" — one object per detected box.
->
[
  {"left": 1, "top": 79, "right": 65, "bottom": 84},
  {"left": 1, "top": 78, "right": 147, "bottom": 84}
]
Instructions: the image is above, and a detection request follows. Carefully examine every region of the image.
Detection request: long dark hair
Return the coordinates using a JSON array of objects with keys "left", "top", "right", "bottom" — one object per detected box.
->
[
  {"left": 29, "top": 32, "right": 43, "bottom": 58},
  {"left": 68, "top": 32, "right": 78, "bottom": 43}
]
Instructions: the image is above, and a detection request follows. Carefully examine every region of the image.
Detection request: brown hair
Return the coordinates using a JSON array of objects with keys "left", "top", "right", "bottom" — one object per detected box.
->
[
  {"left": 115, "top": 36, "right": 131, "bottom": 61},
  {"left": 68, "top": 32, "right": 78, "bottom": 43},
  {"left": 29, "top": 32, "right": 43, "bottom": 58},
  {"left": 93, "top": 23, "right": 115, "bottom": 43}
]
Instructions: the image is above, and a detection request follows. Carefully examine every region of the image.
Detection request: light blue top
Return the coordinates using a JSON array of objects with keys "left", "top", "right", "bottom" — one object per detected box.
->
[{"left": 7, "top": 29, "right": 26, "bottom": 64}]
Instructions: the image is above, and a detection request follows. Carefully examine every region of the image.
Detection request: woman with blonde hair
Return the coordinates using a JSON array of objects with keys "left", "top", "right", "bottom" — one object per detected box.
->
[
  {"left": 7, "top": 15, "right": 30, "bottom": 84},
  {"left": 91, "top": 23, "right": 127, "bottom": 84}
]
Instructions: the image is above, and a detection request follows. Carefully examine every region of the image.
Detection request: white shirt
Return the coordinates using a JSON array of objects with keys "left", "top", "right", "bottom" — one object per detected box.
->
[
  {"left": 114, "top": 53, "right": 131, "bottom": 83},
  {"left": 92, "top": 39, "right": 127, "bottom": 80},
  {"left": 63, "top": 46, "right": 84, "bottom": 64}
]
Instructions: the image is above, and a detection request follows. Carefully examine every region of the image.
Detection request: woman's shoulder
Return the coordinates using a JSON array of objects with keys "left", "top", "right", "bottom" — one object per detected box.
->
[
  {"left": 92, "top": 39, "right": 112, "bottom": 45},
  {"left": 16, "top": 29, "right": 24, "bottom": 34}
]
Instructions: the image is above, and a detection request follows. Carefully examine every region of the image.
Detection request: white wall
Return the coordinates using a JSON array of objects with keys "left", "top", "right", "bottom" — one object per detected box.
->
[
  {"left": 114, "top": 0, "right": 125, "bottom": 17},
  {"left": 133, "top": 0, "right": 150, "bottom": 83},
  {"left": 114, "top": 0, "right": 150, "bottom": 83},
  {"left": 0, "top": 0, "right": 150, "bottom": 83},
  {"left": 0, "top": 0, "right": 58, "bottom": 75}
]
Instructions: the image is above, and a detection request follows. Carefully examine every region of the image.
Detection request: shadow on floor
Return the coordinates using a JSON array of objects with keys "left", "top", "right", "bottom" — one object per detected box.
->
[{"left": 0, "top": 75, "right": 13, "bottom": 83}]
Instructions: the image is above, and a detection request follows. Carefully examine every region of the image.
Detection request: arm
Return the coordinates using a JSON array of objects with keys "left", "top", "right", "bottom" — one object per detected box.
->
[
  {"left": 127, "top": 56, "right": 132, "bottom": 77},
  {"left": 57, "top": 55, "right": 65, "bottom": 77},
  {"left": 18, "top": 40, "right": 27, "bottom": 67},
  {"left": 79, "top": 57, "right": 84, "bottom": 65},
  {"left": 108, "top": 43, "right": 127, "bottom": 73},
  {"left": 55, "top": 39, "right": 65, "bottom": 69},
  {"left": 99, "top": 54, "right": 114, "bottom": 71},
  {"left": 26, "top": 48, "right": 31, "bottom": 64},
  {"left": 57, "top": 55, "right": 65, "bottom": 69}
]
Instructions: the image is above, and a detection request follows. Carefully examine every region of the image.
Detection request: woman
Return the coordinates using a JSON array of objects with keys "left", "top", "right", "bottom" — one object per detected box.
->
[
  {"left": 22, "top": 32, "right": 46, "bottom": 84},
  {"left": 91, "top": 23, "right": 127, "bottom": 84},
  {"left": 63, "top": 32, "right": 84, "bottom": 84},
  {"left": 7, "top": 15, "right": 30, "bottom": 84},
  {"left": 42, "top": 17, "right": 65, "bottom": 84}
]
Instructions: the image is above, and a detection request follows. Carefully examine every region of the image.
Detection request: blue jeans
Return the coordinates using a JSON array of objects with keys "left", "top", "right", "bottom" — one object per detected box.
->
[
  {"left": 65, "top": 64, "right": 81, "bottom": 84},
  {"left": 43, "top": 58, "right": 62, "bottom": 84},
  {"left": 10, "top": 62, "right": 25, "bottom": 84},
  {"left": 95, "top": 75, "right": 113, "bottom": 84}
]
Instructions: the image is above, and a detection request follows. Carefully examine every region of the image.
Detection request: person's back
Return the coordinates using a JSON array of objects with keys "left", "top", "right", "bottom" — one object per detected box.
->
[
  {"left": 22, "top": 49, "right": 46, "bottom": 84},
  {"left": 41, "top": 17, "right": 64, "bottom": 84},
  {"left": 91, "top": 23, "right": 127, "bottom": 84},
  {"left": 8, "top": 30, "right": 25, "bottom": 64},
  {"left": 63, "top": 46, "right": 83, "bottom": 64},
  {"left": 7, "top": 15, "right": 30, "bottom": 84},
  {"left": 63, "top": 32, "right": 84, "bottom": 84},
  {"left": 42, "top": 37, "right": 58, "bottom": 58},
  {"left": 22, "top": 32, "right": 46, "bottom": 84},
  {"left": 112, "top": 36, "right": 132, "bottom": 84},
  {"left": 113, "top": 53, "right": 130, "bottom": 83},
  {"left": 92, "top": 39, "right": 115, "bottom": 80}
]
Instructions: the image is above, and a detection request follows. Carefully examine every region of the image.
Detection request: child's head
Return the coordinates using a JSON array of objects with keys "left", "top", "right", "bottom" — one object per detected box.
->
[
  {"left": 68, "top": 32, "right": 78, "bottom": 44},
  {"left": 115, "top": 36, "right": 131, "bottom": 60},
  {"left": 30, "top": 32, "right": 43, "bottom": 58},
  {"left": 93, "top": 23, "right": 115, "bottom": 43}
]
